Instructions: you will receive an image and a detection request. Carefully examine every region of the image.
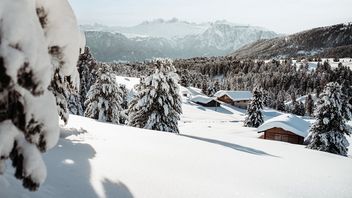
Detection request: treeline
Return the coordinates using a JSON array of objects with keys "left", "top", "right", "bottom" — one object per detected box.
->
[
  {"left": 173, "top": 57, "right": 352, "bottom": 111},
  {"left": 75, "top": 48, "right": 352, "bottom": 116}
]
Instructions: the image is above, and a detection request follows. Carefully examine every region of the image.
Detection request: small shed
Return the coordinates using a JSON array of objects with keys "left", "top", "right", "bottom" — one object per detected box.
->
[
  {"left": 214, "top": 91, "right": 253, "bottom": 109},
  {"left": 257, "top": 114, "right": 310, "bottom": 145},
  {"left": 191, "top": 95, "right": 221, "bottom": 107}
]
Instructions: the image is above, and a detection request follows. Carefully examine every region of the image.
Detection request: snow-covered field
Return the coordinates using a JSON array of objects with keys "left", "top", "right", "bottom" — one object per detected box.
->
[
  {"left": 293, "top": 58, "right": 352, "bottom": 71},
  {"left": 1, "top": 77, "right": 352, "bottom": 198}
]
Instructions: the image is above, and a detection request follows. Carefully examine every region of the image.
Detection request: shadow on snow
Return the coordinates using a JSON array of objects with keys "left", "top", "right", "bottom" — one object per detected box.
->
[
  {"left": 180, "top": 134, "right": 278, "bottom": 157},
  {"left": 0, "top": 127, "right": 134, "bottom": 198}
]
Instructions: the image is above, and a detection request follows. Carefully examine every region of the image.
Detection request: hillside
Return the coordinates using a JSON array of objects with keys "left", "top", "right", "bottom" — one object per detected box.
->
[
  {"left": 231, "top": 23, "right": 352, "bottom": 59},
  {"left": 83, "top": 20, "right": 278, "bottom": 61},
  {"left": 1, "top": 77, "right": 352, "bottom": 198}
]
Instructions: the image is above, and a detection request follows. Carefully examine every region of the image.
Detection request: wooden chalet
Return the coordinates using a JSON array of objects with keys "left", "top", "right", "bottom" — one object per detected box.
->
[
  {"left": 214, "top": 91, "right": 252, "bottom": 109},
  {"left": 191, "top": 95, "right": 221, "bottom": 107},
  {"left": 257, "top": 114, "right": 310, "bottom": 145}
]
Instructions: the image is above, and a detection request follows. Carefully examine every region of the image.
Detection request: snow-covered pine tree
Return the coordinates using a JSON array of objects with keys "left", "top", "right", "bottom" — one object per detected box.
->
[
  {"left": 84, "top": 64, "right": 124, "bottom": 124},
  {"left": 127, "top": 77, "right": 146, "bottom": 127},
  {"left": 291, "top": 101, "right": 305, "bottom": 116},
  {"left": 306, "top": 82, "right": 352, "bottom": 156},
  {"left": 68, "top": 93, "right": 84, "bottom": 116},
  {"left": 49, "top": 69, "right": 72, "bottom": 124},
  {"left": 67, "top": 47, "right": 97, "bottom": 116},
  {"left": 119, "top": 84, "right": 129, "bottom": 124},
  {"left": 244, "top": 88, "right": 264, "bottom": 128},
  {"left": 128, "top": 59, "right": 182, "bottom": 133},
  {"left": 276, "top": 91, "right": 286, "bottom": 111},
  {"left": 163, "top": 59, "right": 182, "bottom": 132},
  {"left": 43, "top": 2, "right": 85, "bottom": 124},
  {"left": 0, "top": 0, "right": 82, "bottom": 191}
]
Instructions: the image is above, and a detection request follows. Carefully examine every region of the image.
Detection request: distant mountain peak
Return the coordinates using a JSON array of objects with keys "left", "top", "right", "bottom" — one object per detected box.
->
[{"left": 140, "top": 18, "right": 190, "bottom": 25}]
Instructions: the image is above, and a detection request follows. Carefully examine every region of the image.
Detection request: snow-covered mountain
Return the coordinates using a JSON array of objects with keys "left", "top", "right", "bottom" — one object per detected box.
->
[
  {"left": 116, "top": 18, "right": 209, "bottom": 39},
  {"left": 81, "top": 19, "right": 278, "bottom": 61},
  {"left": 177, "top": 23, "right": 277, "bottom": 55}
]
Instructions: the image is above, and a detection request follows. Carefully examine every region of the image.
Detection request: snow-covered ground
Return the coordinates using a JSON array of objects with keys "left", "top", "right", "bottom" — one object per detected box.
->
[
  {"left": 292, "top": 58, "right": 352, "bottom": 71},
  {"left": 1, "top": 76, "right": 352, "bottom": 198}
]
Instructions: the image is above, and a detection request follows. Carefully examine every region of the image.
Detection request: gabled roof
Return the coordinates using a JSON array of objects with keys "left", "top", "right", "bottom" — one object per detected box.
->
[
  {"left": 214, "top": 91, "right": 253, "bottom": 102},
  {"left": 191, "top": 95, "right": 217, "bottom": 104},
  {"left": 257, "top": 114, "right": 310, "bottom": 137}
]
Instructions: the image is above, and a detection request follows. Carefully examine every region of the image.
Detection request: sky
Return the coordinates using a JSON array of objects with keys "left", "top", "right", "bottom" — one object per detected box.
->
[{"left": 69, "top": 0, "right": 352, "bottom": 34}]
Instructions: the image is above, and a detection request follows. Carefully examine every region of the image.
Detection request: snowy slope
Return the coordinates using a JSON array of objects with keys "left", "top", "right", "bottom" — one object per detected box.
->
[
  {"left": 2, "top": 112, "right": 352, "bottom": 198},
  {"left": 1, "top": 76, "right": 352, "bottom": 198}
]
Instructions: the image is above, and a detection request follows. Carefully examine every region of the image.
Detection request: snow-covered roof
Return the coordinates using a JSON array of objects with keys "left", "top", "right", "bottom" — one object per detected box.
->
[
  {"left": 257, "top": 114, "right": 310, "bottom": 137},
  {"left": 191, "top": 95, "right": 217, "bottom": 104},
  {"left": 214, "top": 91, "right": 253, "bottom": 101},
  {"left": 115, "top": 76, "right": 140, "bottom": 91}
]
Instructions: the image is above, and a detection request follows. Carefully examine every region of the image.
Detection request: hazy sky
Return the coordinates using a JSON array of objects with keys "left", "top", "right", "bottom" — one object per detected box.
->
[{"left": 69, "top": 0, "right": 352, "bottom": 34}]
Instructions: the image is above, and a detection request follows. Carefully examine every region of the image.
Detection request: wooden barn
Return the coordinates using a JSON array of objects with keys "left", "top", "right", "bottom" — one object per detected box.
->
[
  {"left": 257, "top": 114, "right": 310, "bottom": 145},
  {"left": 191, "top": 95, "right": 221, "bottom": 107},
  {"left": 214, "top": 91, "right": 252, "bottom": 109}
]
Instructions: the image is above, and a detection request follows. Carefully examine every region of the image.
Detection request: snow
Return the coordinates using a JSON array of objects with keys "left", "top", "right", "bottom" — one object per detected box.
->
[
  {"left": 185, "top": 87, "right": 204, "bottom": 96},
  {"left": 258, "top": 114, "right": 311, "bottom": 138},
  {"left": 1, "top": 76, "right": 352, "bottom": 197},
  {"left": 115, "top": 76, "right": 140, "bottom": 91},
  {"left": 190, "top": 95, "right": 217, "bottom": 104},
  {"left": 214, "top": 90, "right": 253, "bottom": 101},
  {"left": 285, "top": 94, "right": 318, "bottom": 106},
  {"left": 0, "top": 0, "right": 52, "bottom": 91},
  {"left": 0, "top": 0, "right": 82, "bottom": 189},
  {"left": 2, "top": 108, "right": 352, "bottom": 197},
  {"left": 36, "top": 0, "right": 83, "bottom": 80}
]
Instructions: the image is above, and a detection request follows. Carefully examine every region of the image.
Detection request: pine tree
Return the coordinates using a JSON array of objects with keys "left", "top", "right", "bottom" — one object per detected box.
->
[
  {"left": 119, "top": 84, "right": 129, "bottom": 124},
  {"left": 0, "top": 0, "right": 82, "bottom": 191},
  {"left": 68, "top": 47, "right": 98, "bottom": 115},
  {"left": 306, "top": 82, "right": 352, "bottom": 156},
  {"left": 276, "top": 91, "right": 286, "bottom": 111},
  {"left": 128, "top": 59, "right": 182, "bottom": 133},
  {"left": 244, "top": 88, "right": 264, "bottom": 128},
  {"left": 49, "top": 69, "right": 72, "bottom": 124},
  {"left": 291, "top": 101, "right": 305, "bottom": 116},
  {"left": 84, "top": 64, "right": 124, "bottom": 124},
  {"left": 68, "top": 93, "right": 84, "bottom": 116},
  {"left": 305, "top": 94, "right": 314, "bottom": 117}
]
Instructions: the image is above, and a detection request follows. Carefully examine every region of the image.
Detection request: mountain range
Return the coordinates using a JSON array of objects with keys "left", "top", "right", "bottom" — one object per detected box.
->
[
  {"left": 231, "top": 22, "right": 352, "bottom": 59},
  {"left": 81, "top": 19, "right": 278, "bottom": 62}
]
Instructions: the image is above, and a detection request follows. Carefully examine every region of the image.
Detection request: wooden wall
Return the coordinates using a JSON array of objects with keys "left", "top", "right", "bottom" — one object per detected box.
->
[
  {"left": 217, "top": 95, "right": 250, "bottom": 109},
  {"left": 264, "top": 127, "right": 304, "bottom": 145}
]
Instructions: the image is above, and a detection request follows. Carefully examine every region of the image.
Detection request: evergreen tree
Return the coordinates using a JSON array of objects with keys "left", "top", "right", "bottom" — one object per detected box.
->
[
  {"left": 0, "top": 0, "right": 82, "bottom": 191},
  {"left": 68, "top": 47, "right": 98, "bottom": 115},
  {"left": 244, "top": 88, "right": 264, "bottom": 128},
  {"left": 291, "top": 101, "right": 305, "bottom": 116},
  {"left": 68, "top": 93, "right": 84, "bottom": 116},
  {"left": 305, "top": 94, "right": 314, "bottom": 116},
  {"left": 128, "top": 59, "right": 182, "bottom": 133},
  {"left": 84, "top": 64, "right": 124, "bottom": 124},
  {"left": 49, "top": 69, "right": 72, "bottom": 124},
  {"left": 306, "top": 82, "right": 352, "bottom": 156},
  {"left": 127, "top": 77, "right": 146, "bottom": 127},
  {"left": 119, "top": 84, "right": 129, "bottom": 124},
  {"left": 276, "top": 91, "right": 286, "bottom": 111}
]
